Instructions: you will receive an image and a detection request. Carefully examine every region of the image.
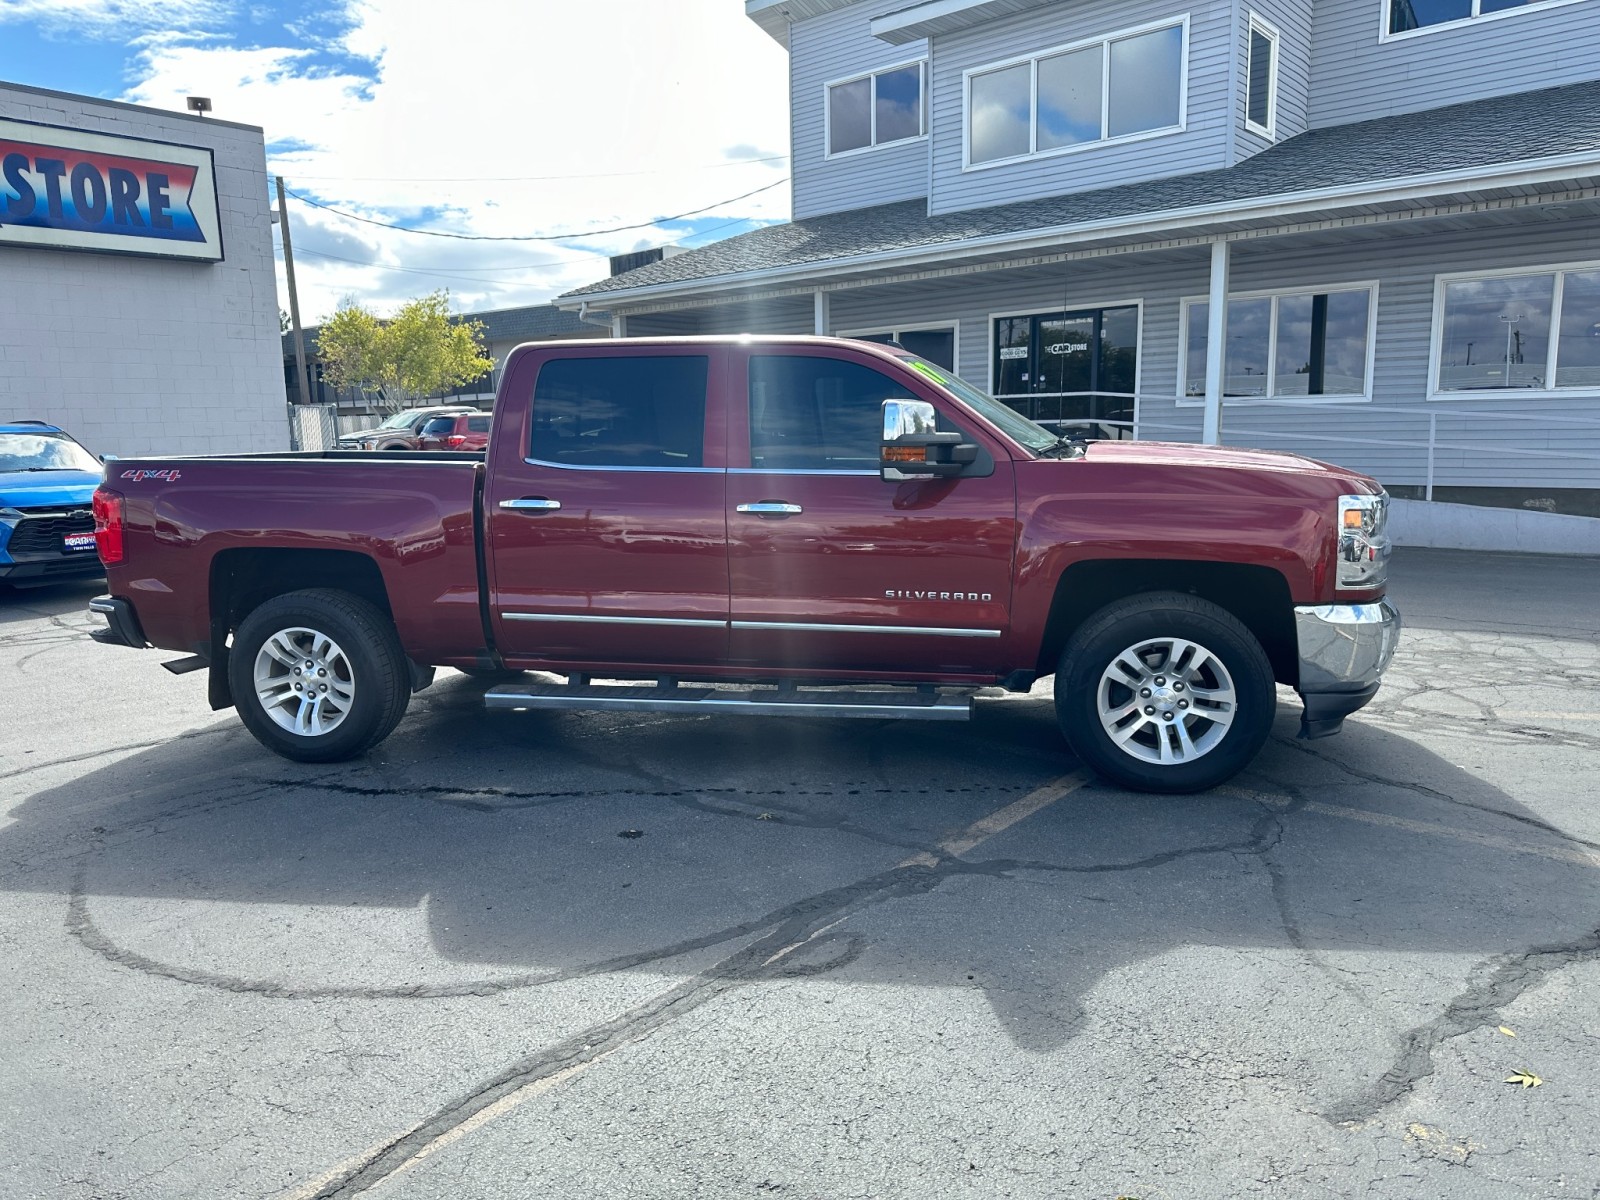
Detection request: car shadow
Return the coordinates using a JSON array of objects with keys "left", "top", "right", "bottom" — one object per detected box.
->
[{"left": 8, "top": 662, "right": 1597, "bottom": 1130}]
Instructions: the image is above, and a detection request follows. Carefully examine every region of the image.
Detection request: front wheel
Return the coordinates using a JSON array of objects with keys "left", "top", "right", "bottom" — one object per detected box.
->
[
  {"left": 229, "top": 588, "right": 412, "bottom": 762},
  {"left": 1055, "top": 592, "right": 1275, "bottom": 793}
]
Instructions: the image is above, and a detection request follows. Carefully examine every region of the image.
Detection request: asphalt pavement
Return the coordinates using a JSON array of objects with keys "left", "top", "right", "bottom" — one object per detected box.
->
[{"left": 2, "top": 547, "right": 1598, "bottom": 1200}]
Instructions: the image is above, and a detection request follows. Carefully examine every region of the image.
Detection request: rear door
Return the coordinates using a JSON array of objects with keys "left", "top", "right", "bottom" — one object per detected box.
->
[
  {"left": 726, "top": 345, "right": 1018, "bottom": 677},
  {"left": 484, "top": 346, "right": 729, "bottom": 667}
]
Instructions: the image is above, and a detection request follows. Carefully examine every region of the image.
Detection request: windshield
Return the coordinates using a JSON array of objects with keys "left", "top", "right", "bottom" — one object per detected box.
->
[
  {"left": 377, "top": 409, "right": 426, "bottom": 430},
  {"left": 0, "top": 431, "right": 101, "bottom": 473},
  {"left": 902, "top": 358, "right": 1059, "bottom": 454}
]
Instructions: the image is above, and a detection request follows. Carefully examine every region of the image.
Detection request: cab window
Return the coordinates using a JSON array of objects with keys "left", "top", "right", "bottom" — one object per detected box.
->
[{"left": 530, "top": 356, "right": 708, "bottom": 468}]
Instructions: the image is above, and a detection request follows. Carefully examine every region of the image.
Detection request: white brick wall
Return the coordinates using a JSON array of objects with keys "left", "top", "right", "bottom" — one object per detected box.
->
[{"left": 0, "top": 82, "right": 287, "bottom": 457}]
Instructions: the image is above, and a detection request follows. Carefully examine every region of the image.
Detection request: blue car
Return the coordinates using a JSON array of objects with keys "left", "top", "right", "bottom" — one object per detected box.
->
[{"left": 0, "top": 421, "right": 105, "bottom": 586}]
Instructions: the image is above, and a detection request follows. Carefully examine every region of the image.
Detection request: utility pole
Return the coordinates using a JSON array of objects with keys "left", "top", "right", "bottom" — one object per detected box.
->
[{"left": 276, "top": 176, "right": 314, "bottom": 409}]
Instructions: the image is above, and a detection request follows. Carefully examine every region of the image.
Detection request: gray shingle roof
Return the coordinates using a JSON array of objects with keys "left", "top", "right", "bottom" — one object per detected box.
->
[{"left": 563, "top": 79, "right": 1600, "bottom": 300}]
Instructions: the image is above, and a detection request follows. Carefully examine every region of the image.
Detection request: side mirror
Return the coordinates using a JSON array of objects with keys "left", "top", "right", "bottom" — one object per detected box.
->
[{"left": 880, "top": 398, "right": 977, "bottom": 482}]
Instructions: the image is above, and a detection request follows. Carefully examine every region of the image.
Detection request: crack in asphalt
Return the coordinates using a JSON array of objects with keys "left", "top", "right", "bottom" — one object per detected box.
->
[
  {"left": 1323, "top": 926, "right": 1600, "bottom": 1125},
  {"left": 1274, "top": 737, "right": 1600, "bottom": 855}
]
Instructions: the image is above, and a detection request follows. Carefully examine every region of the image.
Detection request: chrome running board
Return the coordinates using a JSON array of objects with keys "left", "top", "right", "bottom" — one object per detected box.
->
[{"left": 484, "top": 678, "right": 973, "bottom": 721}]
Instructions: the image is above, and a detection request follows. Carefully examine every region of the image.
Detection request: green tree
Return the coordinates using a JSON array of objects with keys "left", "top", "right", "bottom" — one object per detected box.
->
[{"left": 317, "top": 290, "right": 494, "bottom": 411}]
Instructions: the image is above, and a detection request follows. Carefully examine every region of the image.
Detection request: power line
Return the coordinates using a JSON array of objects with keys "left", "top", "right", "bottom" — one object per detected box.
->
[
  {"left": 286, "top": 155, "right": 790, "bottom": 183},
  {"left": 285, "top": 179, "right": 787, "bottom": 242},
  {"left": 279, "top": 215, "right": 760, "bottom": 281}
]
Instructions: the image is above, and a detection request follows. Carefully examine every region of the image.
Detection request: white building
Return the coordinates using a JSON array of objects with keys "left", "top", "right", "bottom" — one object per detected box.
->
[{"left": 1, "top": 81, "right": 285, "bottom": 457}]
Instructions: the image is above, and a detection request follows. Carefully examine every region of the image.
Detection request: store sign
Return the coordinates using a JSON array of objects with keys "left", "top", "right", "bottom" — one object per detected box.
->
[
  {"left": 0, "top": 118, "right": 222, "bottom": 262},
  {"left": 1045, "top": 341, "right": 1090, "bottom": 355}
]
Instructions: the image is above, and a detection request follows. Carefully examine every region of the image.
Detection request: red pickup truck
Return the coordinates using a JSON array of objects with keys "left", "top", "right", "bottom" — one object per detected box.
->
[{"left": 89, "top": 336, "right": 1398, "bottom": 793}]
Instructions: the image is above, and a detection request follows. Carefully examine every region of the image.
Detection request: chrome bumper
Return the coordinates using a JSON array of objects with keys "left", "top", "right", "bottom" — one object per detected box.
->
[{"left": 1293, "top": 599, "right": 1402, "bottom": 739}]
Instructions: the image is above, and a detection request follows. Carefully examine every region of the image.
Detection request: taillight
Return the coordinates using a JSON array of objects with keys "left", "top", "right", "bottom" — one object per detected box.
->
[
  {"left": 445, "top": 434, "right": 467, "bottom": 449},
  {"left": 92, "top": 488, "right": 125, "bottom": 565}
]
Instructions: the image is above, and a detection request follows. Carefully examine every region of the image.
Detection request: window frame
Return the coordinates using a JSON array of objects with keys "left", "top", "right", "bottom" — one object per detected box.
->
[
  {"left": 1244, "top": 13, "right": 1279, "bottom": 141},
  {"left": 823, "top": 58, "right": 928, "bottom": 161},
  {"left": 1379, "top": 0, "right": 1592, "bottom": 43},
  {"left": 1176, "top": 281, "right": 1381, "bottom": 406},
  {"left": 961, "top": 14, "right": 1191, "bottom": 172},
  {"left": 835, "top": 320, "right": 961, "bottom": 376},
  {"left": 1426, "top": 259, "right": 1600, "bottom": 399}
]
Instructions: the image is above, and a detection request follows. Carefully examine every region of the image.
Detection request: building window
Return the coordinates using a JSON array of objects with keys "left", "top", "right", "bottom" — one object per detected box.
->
[
  {"left": 966, "top": 19, "right": 1187, "bottom": 167},
  {"left": 1434, "top": 266, "right": 1600, "bottom": 393},
  {"left": 1245, "top": 15, "right": 1278, "bottom": 138},
  {"left": 842, "top": 326, "right": 957, "bottom": 372},
  {"left": 827, "top": 61, "right": 925, "bottom": 157},
  {"left": 1387, "top": 0, "right": 1583, "bottom": 36},
  {"left": 1183, "top": 287, "right": 1375, "bottom": 399}
]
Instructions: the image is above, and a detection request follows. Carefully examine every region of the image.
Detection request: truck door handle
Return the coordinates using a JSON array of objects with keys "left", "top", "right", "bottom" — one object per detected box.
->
[
  {"left": 736, "top": 502, "right": 803, "bottom": 517},
  {"left": 499, "top": 497, "right": 562, "bottom": 511}
]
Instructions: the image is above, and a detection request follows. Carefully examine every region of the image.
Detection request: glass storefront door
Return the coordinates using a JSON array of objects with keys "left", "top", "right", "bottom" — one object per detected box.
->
[{"left": 992, "top": 306, "right": 1139, "bottom": 436}]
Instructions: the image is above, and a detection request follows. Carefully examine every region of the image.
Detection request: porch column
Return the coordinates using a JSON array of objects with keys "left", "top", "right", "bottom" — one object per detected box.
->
[
  {"left": 1202, "top": 238, "right": 1230, "bottom": 445},
  {"left": 610, "top": 314, "right": 627, "bottom": 338},
  {"left": 813, "top": 289, "right": 830, "bottom": 336}
]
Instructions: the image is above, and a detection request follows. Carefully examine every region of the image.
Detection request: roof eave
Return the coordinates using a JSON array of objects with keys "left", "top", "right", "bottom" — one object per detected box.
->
[{"left": 558, "top": 151, "right": 1600, "bottom": 310}]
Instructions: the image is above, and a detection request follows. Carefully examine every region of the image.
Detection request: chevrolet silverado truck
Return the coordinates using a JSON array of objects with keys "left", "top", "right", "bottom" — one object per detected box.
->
[{"left": 88, "top": 336, "right": 1399, "bottom": 793}]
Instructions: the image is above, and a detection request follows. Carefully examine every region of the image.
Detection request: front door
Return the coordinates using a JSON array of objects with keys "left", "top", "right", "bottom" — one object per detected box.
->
[
  {"left": 994, "top": 305, "right": 1139, "bottom": 434},
  {"left": 726, "top": 346, "right": 1017, "bottom": 678},
  {"left": 484, "top": 347, "right": 729, "bottom": 667}
]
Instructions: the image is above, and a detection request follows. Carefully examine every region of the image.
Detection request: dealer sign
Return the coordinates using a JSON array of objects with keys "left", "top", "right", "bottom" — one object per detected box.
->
[{"left": 0, "top": 118, "right": 222, "bottom": 262}]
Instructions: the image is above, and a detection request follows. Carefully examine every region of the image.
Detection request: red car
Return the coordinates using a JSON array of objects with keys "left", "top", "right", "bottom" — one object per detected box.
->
[{"left": 416, "top": 411, "right": 492, "bottom": 451}]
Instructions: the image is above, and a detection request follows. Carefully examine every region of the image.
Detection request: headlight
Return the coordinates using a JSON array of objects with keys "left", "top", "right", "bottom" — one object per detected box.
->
[{"left": 1337, "top": 492, "right": 1390, "bottom": 591}]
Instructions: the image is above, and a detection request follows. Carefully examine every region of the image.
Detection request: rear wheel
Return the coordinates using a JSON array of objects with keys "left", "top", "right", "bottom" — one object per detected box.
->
[
  {"left": 1055, "top": 591, "right": 1275, "bottom": 793},
  {"left": 229, "top": 588, "right": 411, "bottom": 762}
]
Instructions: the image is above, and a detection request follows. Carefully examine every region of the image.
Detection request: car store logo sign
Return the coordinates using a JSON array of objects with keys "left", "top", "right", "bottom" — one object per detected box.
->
[{"left": 0, "top": 118, "right": 222, "bottom": 262}]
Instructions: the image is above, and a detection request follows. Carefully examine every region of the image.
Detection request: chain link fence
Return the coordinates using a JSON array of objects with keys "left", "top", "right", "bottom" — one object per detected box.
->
[{"left": 287, "top": 403, "right": 339, "bottom": 452}]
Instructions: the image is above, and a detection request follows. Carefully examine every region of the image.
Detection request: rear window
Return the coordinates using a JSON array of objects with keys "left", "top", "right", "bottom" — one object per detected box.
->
[
  {"left": 530, "top": 356, "right": 708, "bottom": 468},
  {"left": 419, "top": 416, "right": 457, "bottom": 436}
]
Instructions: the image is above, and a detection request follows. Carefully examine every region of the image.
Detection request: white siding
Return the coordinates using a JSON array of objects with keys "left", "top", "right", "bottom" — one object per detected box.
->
[
  {"left": 791, "top": 3, "right": 931, "bottom": 219},
  {"left": 1307, "top": 0, "right": 1600, "bottom": 127},
  {"left": 928, "top": 0, "right": 1235, "bottom": 215},
  {"left": 0, "top": 83, "right": 285, "bottom": 457}
]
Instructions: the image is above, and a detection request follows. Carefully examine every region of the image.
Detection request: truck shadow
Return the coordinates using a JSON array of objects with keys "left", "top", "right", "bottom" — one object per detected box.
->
[{"left": 7, "top": 663, "right": 1597, "bottom": 1121}]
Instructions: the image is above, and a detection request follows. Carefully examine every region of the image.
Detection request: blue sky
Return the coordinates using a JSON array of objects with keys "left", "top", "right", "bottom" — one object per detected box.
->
[{"left": 0, "top": 0, "right": 791, "bottom": 319}]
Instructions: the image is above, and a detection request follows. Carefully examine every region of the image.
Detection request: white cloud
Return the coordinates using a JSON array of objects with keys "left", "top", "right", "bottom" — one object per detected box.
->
[
  {"left": 117, "top": 0, "right": 792, "bottom": 321},
  {"left": 0, "top": 0, "right": 229, "bottom": 36}
]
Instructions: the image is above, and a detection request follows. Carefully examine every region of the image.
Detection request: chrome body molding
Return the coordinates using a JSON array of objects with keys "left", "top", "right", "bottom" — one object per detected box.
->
[
  {"left": 502, "top": 612, "right": 727, "bottom": 628},
  {"left": 521, "top": 456, "right": 721, "bottom": 474},
  {"left": 1294, "top": 599, "right": 1402, "bottom": 694},
  {"left": 732, "top": 620, "right": 1001, "bottom": 638},
  {"left": 498, "top": 612, "right": 1002, "bottom": 638}
]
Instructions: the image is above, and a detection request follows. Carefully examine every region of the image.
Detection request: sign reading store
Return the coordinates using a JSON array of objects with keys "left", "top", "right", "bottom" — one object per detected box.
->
[{"left": 0, "top": 118, "right": 222, "bottom": 262}]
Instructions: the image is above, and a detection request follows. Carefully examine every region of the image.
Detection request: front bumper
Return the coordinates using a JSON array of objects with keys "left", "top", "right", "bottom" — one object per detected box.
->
[{"left": 1293, "top": 598, "right": 1401, "bottom": 739}]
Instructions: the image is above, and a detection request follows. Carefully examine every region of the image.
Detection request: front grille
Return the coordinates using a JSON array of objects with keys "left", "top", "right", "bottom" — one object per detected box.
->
[{"left": 8, "top": 509, "right": 96, "bottom": 557}]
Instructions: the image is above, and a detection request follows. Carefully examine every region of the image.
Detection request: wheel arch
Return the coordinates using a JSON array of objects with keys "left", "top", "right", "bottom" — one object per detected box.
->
[
  {"left": 205, "top": 549, "right": 396, "bottom": 712},
  {"left": 1036, "top": 559, "right": 1298, "bottom": 687}
]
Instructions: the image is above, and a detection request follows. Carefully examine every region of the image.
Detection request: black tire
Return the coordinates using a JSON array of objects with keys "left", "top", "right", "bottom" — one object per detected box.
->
[
  {"left": 229, "top": 588, "right": 411, "bottom": 763},
  {"left": 1054, "top": 591, "right": 1275, "bottom": 794}
]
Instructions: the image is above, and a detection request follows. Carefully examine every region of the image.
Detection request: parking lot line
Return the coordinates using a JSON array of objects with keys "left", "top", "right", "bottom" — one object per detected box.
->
[
  {"left": 277, "top": 769, "right": 1092, "bottom": 1199},
  {"left": 898, "top": 769, "right": 1093, "bottom": 868}
]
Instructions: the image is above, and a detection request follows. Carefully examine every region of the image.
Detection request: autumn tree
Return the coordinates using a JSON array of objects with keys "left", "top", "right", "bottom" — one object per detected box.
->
[{"left": 317, "top": 290, "right": 494, "bottom": 411}]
